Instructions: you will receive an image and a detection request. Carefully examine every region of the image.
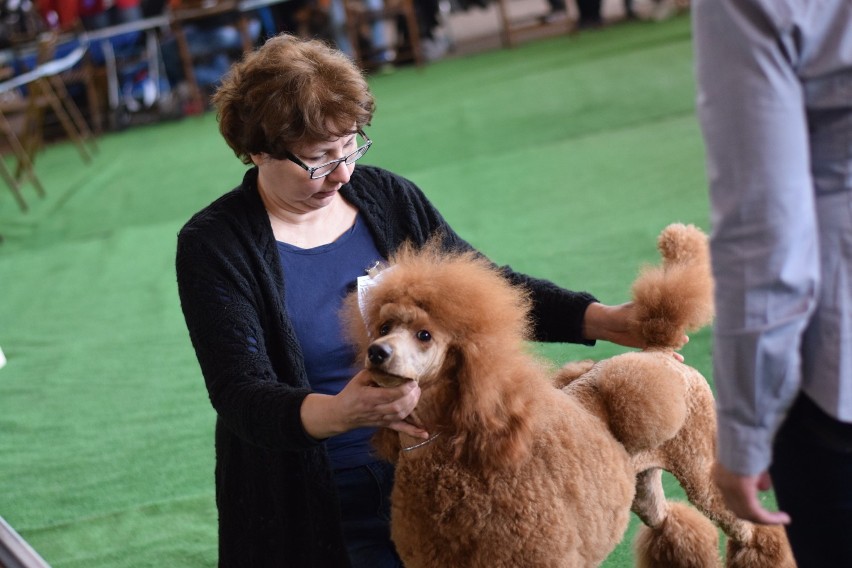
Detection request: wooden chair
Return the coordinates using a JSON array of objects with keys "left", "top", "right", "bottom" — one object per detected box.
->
[
  {"left": 8, "top": 33, "right": 99, "bottom": 174},
  {"left": 495, "top": 0, "right": 573, "bottom": 48},
  {"left": 57, "top": 34, "right": 105, "bottom": 135},
  {"left": 0, "top": 33, "right": 99, "bottom": 210},
  {"left": 0, "top": 99, "right": 45, "bottom": 212},
  {"left": 342, "top": 0, "right": 424, "bottom": 71},
  {"left": 29, "top": 34, "right": 98, "bottom": 159}
]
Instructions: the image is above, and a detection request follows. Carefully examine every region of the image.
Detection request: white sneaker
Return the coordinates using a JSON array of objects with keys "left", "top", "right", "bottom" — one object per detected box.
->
[
  {"left": 421, "top": 37, "right": 449, "bottom": 61},
  {"left": 543, "top": 9, "right": 569, "bottom": 24}
]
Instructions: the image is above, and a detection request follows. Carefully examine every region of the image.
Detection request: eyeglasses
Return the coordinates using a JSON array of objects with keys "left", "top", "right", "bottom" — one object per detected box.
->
[{"left": 285, "top": 130, "right": 373, "bottom": 179}]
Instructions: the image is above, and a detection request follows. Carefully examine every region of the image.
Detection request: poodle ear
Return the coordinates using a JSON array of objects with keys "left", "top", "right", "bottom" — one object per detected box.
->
[
  {"left": 340, "top": 290, "right": 371, "bottom": 358},
  {"left": 447, "top": 343, "right": 534, "bottom": 471},
  {"left": 371, "top": 428, "right": 402, "bottom": 465}
]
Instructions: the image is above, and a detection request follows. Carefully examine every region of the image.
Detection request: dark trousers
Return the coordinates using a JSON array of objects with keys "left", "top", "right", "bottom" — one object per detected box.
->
[
  {"left": 576, "top": 0, "right": 602, "bottom": 24},
  {"left": 770, "top": 394, "right": 852, "bottom": 568},
  {"left": 546, "top": 0, "right": 601, "bottom": 22},
  {"left": 334, "top": 461, "right": 402, "bottom": 568}
]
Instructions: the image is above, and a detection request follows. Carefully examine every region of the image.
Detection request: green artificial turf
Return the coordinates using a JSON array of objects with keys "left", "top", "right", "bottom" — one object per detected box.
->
[{"left": 0, "top": 14, "right": 778, "bottom": 567}]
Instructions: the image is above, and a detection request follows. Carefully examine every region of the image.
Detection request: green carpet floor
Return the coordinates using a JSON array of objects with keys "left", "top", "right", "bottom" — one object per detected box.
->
[{"left": 0, "top": 15, "right": 750, "bottom": 567}]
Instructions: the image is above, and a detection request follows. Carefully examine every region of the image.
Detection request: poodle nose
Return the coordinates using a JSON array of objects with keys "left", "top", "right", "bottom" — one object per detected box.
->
[{"left": 368, "top": 343, "right": 393, "bottom": 366}]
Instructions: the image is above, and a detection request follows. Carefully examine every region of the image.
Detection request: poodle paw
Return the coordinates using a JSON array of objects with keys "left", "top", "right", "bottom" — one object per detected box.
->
[
  {"left": 726, "top": 524, "right": 795, "bottom": 568},
  {"left": 634, "top": 502, "right": 721, "bottom": 568}
]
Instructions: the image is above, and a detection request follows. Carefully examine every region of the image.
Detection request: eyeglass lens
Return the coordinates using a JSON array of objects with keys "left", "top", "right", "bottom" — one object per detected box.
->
[{"left": 310, "top": 134, "right": 371, "bottom": 179}]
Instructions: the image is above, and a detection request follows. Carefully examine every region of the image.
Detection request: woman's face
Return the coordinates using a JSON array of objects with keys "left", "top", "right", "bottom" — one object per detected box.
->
[{"left": 251, "top": 131, "right": 361, "bottom": 215}]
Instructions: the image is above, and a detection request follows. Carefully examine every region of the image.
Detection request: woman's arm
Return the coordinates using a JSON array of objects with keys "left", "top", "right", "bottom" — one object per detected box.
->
[{"left": 176, "top": 226, "right": 320, "bottom": 452}]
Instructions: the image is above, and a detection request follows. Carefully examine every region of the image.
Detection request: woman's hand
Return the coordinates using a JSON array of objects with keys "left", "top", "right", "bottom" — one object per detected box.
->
[
  {"left": 300, "top": 370, "right": 428, "bottom": 440},
  {"left": 582, "top": 301, "right": 687, "bottom": 362},
  {"left": 582, "top": 302, "right": 645, "bottom": 348}
]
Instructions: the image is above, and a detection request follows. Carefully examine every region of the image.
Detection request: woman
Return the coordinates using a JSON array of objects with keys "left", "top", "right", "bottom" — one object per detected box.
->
[{"left": 176, "top": 33, "right": 650, "bottom": 568}]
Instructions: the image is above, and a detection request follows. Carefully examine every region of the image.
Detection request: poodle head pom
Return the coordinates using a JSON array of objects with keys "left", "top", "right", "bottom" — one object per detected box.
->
[{"left": 349, "top": 239, "right": 534, "bottom": 350}]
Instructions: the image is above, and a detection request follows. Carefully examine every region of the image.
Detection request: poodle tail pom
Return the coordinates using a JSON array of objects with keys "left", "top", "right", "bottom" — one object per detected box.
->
[
  {"left": 634, "top": 501, "right": 721, "bottom": 568},
  {"left": 630, "top": 223, "right": 715, "bottom": 349}
]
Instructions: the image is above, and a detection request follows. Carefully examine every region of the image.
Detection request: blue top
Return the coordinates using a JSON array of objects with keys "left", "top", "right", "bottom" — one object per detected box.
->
[{"left": 277, "top": 215, "right": 385, "bottom": 470}]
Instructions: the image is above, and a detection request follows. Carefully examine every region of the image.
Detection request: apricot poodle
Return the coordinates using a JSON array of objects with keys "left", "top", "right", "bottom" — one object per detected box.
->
[{"left": 344, "top": 224, "right": 793, "bottom": 568}]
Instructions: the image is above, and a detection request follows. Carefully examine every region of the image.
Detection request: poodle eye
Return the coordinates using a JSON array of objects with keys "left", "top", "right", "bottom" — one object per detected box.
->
[
  {"left": 378, "top": 324, "right": 391, "bottom": 336},
  {"left": 416, "top": 330, "right": 432, "bottom": 342}
]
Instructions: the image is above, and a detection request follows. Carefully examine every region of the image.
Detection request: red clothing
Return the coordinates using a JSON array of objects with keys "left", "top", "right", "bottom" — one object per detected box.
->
[
  {"left": 36, "top": 0, "right": 78, "bottom": 28},
  {"left": 37, "top": 0, "right": 141, "bottom": 28}
]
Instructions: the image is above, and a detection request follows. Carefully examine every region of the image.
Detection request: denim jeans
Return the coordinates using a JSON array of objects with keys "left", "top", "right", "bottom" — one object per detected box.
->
[
  {"left": 333, "top": 461, "right": 402, "bottom": 568},
  {"left": 771, "top": 394, "right": 852, "bottom": 567}
]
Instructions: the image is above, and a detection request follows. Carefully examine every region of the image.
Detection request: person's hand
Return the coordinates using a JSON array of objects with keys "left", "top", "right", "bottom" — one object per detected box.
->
[
  {"left": 583, "top": 302, "right": 687, "bottom": 361},
  {"left": 301, "top": 370, "right": 428, "bottom": 440},
  {"left": 342, "top": 370, "right": 429, "bottom": 438},
  {"left": 712, "top": 462, "right": 791, "bottom": 525},
  {"left": 583, "top": 301, "right": 645, "bottom": 347}
]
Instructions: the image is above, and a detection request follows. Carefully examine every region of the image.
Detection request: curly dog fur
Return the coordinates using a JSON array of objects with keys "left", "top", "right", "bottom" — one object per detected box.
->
[{"left": 343, "top": 224, "right": 794, "bottom": 568}]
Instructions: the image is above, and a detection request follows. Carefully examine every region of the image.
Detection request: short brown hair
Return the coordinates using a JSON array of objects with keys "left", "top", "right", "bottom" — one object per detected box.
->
[{"left": 213, "top": 33, "right": 376, "bottom": 164}]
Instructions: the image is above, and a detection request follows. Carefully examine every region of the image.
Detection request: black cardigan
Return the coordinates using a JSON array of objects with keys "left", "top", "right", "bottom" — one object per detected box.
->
[{"left": 175, "top": 166, "right": 596, "bottom": 567}]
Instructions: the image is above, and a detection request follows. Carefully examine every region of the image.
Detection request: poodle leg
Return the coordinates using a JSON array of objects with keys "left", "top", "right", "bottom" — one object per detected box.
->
[
  {"left": 666, "top": 458, "right": 795, "bottom": 568},
  {"left": 632, "top": 468, "right": 721, "bottom": 568},
  {"left": 646, "top": 371, "right": 794, "bottom": 568},
  {"left": 632, "top": 468, "right": 669, "bottom": 528}
]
